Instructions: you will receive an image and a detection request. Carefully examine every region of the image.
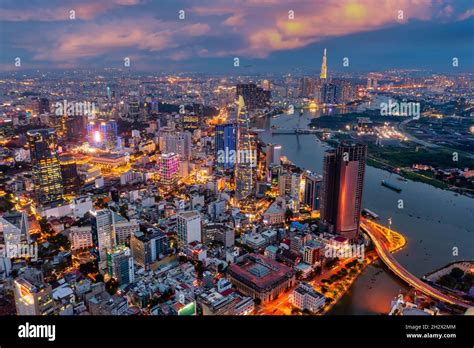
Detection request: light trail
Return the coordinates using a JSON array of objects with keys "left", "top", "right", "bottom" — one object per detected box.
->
[{"left": 361, "top": 218, "right": 471, "bottom": 309}]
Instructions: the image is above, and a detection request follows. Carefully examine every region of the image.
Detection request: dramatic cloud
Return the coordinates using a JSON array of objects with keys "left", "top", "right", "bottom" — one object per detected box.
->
[
  {"left": 0, "top": 0, "right": 141, "bottom": 21},
  {"left": 0, "top": 0, "right": 472, "bottom": 71}
]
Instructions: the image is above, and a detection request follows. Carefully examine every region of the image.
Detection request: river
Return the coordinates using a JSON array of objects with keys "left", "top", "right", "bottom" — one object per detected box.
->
[{"left": 254, "top": 108, "right": 474, "bottom": 314}]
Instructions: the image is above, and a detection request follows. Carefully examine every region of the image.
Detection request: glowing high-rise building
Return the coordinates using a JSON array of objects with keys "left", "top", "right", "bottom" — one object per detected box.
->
[
  {"left": 320, "top": 48, "right": 327, "bottom": 80},
  {"left": 158, "top": 153, "right": 180, "bottom": 188},
  {"left": 27, "top": 129, "right": 64, "bottom": 206},
  {"left": 235, "top": 96, "right": 257, "bottom": 201},
  {"left": 215, "top": 123, "right": 237, "bottom": 170},
  {"left": 320, "top": 142, "right": 367, "bottom": 240},
  {"left": 13, "top": 277, "right": 55, "bottom": 315},
  {"left": 87, "top": 120, "right": 118, "bottom": 150}
]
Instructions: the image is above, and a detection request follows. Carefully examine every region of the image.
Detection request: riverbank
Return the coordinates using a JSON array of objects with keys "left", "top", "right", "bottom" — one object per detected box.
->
[
  {"left": 320, "top": 134, "right": 474, "bottom": 197},
  {"left": 255, "top": 110, "right": 474, "bottom": 314},
  {"left": 321, "top": 221, "right": 407, "bottom": 315}
]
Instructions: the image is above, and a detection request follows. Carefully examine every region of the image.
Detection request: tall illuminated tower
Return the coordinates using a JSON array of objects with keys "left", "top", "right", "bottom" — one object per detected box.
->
[
  {"left": 27, "top": 129, "right": 64, "bottom": 206},
  {"left": 215, "top": 123, "right": 237, "bottom": 170},
  {"left": 320, "top": 142, "right": 367, "bottom": 240},
  {"left": 158, "top": 152, "right": 180, "bottom": 189},
  {"left": 320, "top": 48, "right": 327, "bottom": 80},
  {"left": 235, "top": 96, "right": 257, "bottom": 201}
]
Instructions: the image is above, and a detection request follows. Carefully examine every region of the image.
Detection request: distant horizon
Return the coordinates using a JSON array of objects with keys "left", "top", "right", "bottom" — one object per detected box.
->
[{"left": 0, "top": 66, "right": 472, "bottom": 77}]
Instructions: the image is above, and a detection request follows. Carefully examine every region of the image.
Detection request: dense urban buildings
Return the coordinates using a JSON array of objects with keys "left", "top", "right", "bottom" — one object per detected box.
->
[{"left": 0, "top": 2, "right": 472, "bottom": 328}]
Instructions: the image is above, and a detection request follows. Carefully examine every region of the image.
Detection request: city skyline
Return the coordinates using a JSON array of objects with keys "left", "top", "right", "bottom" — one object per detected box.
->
[
  {"left": 0, "top": 2, "right": 473, "bottom": 345},
  {"left": 0, "top": 0, "right": 473, "bottom": 73}
]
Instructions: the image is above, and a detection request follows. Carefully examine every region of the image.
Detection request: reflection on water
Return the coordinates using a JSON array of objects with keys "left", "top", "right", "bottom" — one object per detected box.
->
[{"left": 254, "top": 110, "right": 474, "bottom": 314}]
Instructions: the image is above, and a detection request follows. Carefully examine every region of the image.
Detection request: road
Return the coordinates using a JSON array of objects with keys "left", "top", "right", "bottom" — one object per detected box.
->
[
  {"left": 398, "top": 118, "right": 439, "bottom": 148},
  {"left": 361, "top": 218, "right": 471, "bottom": 309}
]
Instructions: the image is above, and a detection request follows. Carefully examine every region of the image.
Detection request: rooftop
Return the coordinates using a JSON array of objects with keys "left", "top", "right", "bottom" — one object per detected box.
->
[{"left": 227, "top": 254, "right": 293, "bottom": 291}]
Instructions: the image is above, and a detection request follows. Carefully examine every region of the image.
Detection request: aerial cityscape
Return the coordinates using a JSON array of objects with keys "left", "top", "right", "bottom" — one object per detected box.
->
[{"left": 0, "top": 0, "right": 473, "bottom": 329}]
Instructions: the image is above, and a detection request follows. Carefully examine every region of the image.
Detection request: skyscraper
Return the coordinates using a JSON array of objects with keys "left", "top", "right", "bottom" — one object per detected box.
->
[
  {"left": 176, "top": 211, "right": 201, "bottom": 249},
  {"left": 13, "top": 277, "right": 55, "bottom": 315},
  {"left": 236, "top": 83, "right": 271, "bottom": 111},
  {"left": 158, "top": 153, "right": 180, "bottom": 188},
  {"left": 215, "top": 123, "right": 237, "bottom": 170},
  {"left": 59, "top": 155, "right": 81, "bottom": 194},
  {"left": 87, "top": 120, "right": 118, "bottom": 150},
  {"left": 320, "top": 48, "right": 327, "bottom": 80},
  {"left": 27, "top": 129, "right": 64, "bottom": 206},
  {"left": 320, "top": 142, "right": 367, "bottom": 240},
  {"left": 300, "top": 77, "right": 316, "bottom": 97},
  {"left": 182, "top": 112, "right": 200, "bottom": 132},
  {"left": 265, "top": 143, "right": 282, "bottom": 168},
  {"left": 235, "top": 96, "right": 257, "bottom": 201},
  {"left": 90, "top": 209, "right": 116, "bottom": 267},
  {"left": 107, "top": 245, "right": 134, "bottom": 285},
  {"left": 130, "top": 229, "right": 170, "bottom": 270},
  {"left": 304, "top": 172, "right": 322, "bottom": 211},
  {"left": 159, "top": 131, "right": 192, "bottom": 161}
]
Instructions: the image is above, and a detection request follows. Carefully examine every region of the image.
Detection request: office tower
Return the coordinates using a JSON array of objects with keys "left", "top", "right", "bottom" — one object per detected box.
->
[
  {"left": 27, "top": 129, "right": 64, "bottom": 206},
  {"left": 13, "top": 277, "right": 55, "bottom": 315},
  {"left": 128, "top": 100, "right": 140, "bottom": 121},
  {"left": 159, "top": 131, "right": 192, "bottom": 161},
  {"left": 38, "top": 98, "right": 50, "bottom": 115},
  {"left": 235, "top": 97, "right": 257, "bottom": 201},
  {"left": 59, "top": 155, "right": 81, "bottom": 194},
  {"left": 336, "top": 79, "right": 354, "bottom": 104},
  {"left": 107, "top": 245, "right": 134, "bottom": 285},
  {"left": 265, "top": 143, "right": 282, "bottom": 168},
  {"left": 158, "top": 153, "right": 180, "bottom": 188},
  {"left": 304, "top": 172, "right": 322, "bottom": 211},
  {"left": 66, "top": 115, "right": 87, "bottom": 139},
  {"left": 176, "top": 211, "right": 201, "bottom": 249},
  {"left": 130, "top": 229, "right": 170, "bottom": 270},
  {"left": 268, "top": 164, "right": 282, "bottom": 186},
  {"left": 320, "top": 82, "right": 337, "bottom": 105},
  {"left": 90, "top": 209, "right": 135, "bottom": 265},
  {"left": 278, "top": 169, "right": 303, "bottom": 211},
  {"left": 90, "top": 209, "right": 116, "bottom": 266},
  {"left": 236, "top": 83, "right": 271, "bottom": 111},
  {"left": 87, "top": 120, "right": 118, "bottom": 150},
  {"left": 320, "top": 48, "right": 327, "bottom": 80},
  {"left": 300, "top": 77, "right": 316, "bottom": 97},
  {"left": 114, "top": 214, "right": 139, "bottom": 245},
  {"left": 182, "top": 112, "right": 200, "bottom": 132},
  {"left": 318, "top": 79, "right": 353, "bottom": 105},
  {"left": 26, "top": 97, "right": 50, "bottom": 116},
  {"left": 215, "top": 123, "right": 237, "bottom": 169},
  {"left": 320, "top": 142, "right": 367, "bottom": 240}
]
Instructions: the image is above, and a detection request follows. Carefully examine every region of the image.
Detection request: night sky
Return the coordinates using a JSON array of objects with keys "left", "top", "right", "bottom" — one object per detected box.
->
[{"left": 0, "top": 0, "right": 473, "bottom": 72}]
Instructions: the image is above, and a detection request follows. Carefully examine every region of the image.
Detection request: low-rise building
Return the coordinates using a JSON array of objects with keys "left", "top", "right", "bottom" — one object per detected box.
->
[
  {"left": 227, "top": 254, "right": 295, "bottom": 304},
  {"left": 289, "top": 282, "right": 325, "bottom": 313}
]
